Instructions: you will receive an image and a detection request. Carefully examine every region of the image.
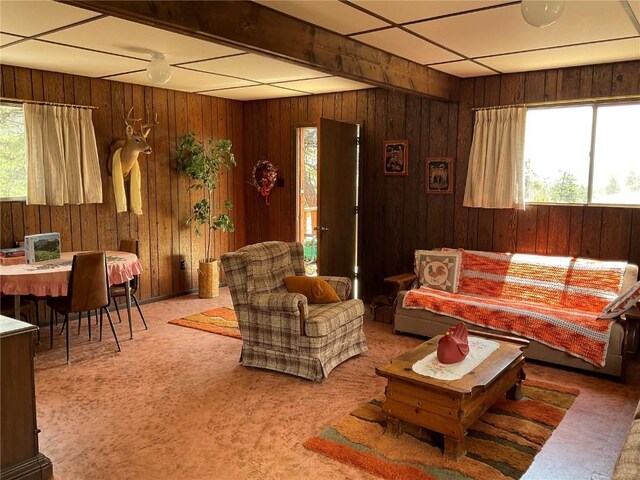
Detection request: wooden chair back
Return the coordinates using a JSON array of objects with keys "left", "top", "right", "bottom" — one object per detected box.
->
[{"left": 68, "top": 252, "right": 109, "bottom": 313}]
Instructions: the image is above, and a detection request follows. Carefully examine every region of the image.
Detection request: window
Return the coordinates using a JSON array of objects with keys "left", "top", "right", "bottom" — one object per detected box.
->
[
  {"left": 0, "top": 103, "right": 27, "bottom": 200},
  {"left": 523, "top": 103, "right": 640, "bottom": 206}
]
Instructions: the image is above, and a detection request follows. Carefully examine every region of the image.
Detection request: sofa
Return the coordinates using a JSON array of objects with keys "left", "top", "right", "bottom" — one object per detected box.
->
[
  {"left": 393, "top": 249, "right": 638, "bottom": 380},
  {"left": 613, "top": 400, "right": 640, "bottom": 479},
  {"left": 221, "top": 241, "right": 368, "bottom": 382}
]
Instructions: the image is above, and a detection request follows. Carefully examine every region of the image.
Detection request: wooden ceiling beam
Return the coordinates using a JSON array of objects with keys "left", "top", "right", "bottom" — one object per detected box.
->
[{"left": 58, "top": 0, "right": 460, "bottom": 101}]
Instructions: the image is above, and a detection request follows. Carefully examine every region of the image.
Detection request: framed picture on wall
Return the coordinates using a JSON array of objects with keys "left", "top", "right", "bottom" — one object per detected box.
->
[
  {"left": 383, "top": 140, "right": 408, "bottom": 176},
  {"left": 426, "top": 157, "right": 454, "bottom": 194}
]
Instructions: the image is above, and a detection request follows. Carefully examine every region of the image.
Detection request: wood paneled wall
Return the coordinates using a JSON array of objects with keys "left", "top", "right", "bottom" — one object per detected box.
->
[
  {"left": 0, "top": 65, "right": 245, "bottom": 301},
  {"left": 243, "top": 89, "right": 458, "bottom": 300},
  {"left": 243, "top": 60, "right": 640, "bottom": 301}
]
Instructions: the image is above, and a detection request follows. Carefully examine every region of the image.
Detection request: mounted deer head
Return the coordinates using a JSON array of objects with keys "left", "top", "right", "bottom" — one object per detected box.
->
[
  {"left": 108, "top": 107, "right": 159, "bottom": 178},
  {"left": 109, "top": 107, "right": 160, "bottom": 216}
]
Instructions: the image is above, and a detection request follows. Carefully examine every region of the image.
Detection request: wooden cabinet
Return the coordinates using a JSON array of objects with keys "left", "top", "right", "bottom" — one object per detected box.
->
[{"left": 0, "top": 316, "right": 52, "bottom": 480}]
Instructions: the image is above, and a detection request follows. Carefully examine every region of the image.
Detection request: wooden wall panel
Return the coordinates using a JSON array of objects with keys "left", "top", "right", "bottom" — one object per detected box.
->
[
  {"left": 242, "top": 60, "right": 639, "bottom": 301},
  {"left": 242, "top": 88, "right": 455, "bottom": 301},
  {"left": 0, "top": 65, "right": 245, "bottom": 301}
]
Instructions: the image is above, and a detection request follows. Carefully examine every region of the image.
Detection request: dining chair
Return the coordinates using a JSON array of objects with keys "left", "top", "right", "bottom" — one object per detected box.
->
[
  {"left": 110, "top": 238, "right": 147, "bottom": 337},
  {"left": 46, "top": 252, "right": 121, "bottom": 364}
]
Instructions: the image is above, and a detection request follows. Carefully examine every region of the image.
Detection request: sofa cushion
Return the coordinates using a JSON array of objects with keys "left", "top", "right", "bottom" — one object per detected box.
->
[
  {"left": 456, "top": 249, "right": 627, "bottom": 313},
  {"left": 305, "top": 299, "right": 364, "bottom": 337},
  {"left": 284, "top": 276, "right": 340, "bottom": 304},
  {"left": 414, "top": 250, "right": 461, "bottom": 293}
]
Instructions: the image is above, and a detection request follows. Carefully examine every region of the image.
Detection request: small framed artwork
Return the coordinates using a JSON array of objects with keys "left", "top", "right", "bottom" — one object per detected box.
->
[
  {"left": 383, "top": 140, "right": 408, "bottom": 176},
  {"left": 426, "top": 157, "right": 454, "bottom": 194}
]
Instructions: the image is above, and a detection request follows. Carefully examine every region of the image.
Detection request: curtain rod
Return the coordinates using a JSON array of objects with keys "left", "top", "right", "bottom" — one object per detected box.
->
[
  {"left": 0, "top": 97, "right": 98, "bottom": 110},
  {"left": 471, "top": 94, "right": 640, "bottom": 111}
]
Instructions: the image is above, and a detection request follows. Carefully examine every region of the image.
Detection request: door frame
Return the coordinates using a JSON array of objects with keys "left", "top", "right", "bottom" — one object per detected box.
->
[{"left": 293, "top": 119, "right": 366, "bottom": 284}]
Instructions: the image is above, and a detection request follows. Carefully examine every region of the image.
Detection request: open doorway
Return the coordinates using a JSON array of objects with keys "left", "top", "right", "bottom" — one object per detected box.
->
[
  {"left": 296, "top": 126, "right": 318, "bottom": 276},
  {"left": 296, "top": 121, "right": 360, "bottom": 297}
]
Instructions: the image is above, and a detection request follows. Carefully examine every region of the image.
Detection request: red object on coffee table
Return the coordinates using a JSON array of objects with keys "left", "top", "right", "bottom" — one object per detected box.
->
[{"left": 437, "top": 323, "right": 470, "bottom": 364}]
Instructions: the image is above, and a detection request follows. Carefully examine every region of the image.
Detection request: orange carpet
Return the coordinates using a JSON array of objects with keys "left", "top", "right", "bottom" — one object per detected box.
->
[
  {"left": 304, "top": 379, "right": 579, "bottom": 480},
  {"left": 169, "top": 306, "right": 240, "bottom": 339}
]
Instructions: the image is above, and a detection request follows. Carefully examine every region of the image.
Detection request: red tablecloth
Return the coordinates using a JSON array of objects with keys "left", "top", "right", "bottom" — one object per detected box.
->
[{"left": 0, "top": 251, "right": 142, "bottom": 297}]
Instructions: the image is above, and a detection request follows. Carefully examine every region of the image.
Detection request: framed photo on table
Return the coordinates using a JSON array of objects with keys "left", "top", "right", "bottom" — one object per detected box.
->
[
  {"left": 426, "top": 157, "right": 453, "bottom": 194},
  {"left": 383, "top": 140, "right": 408, "bottom": 176}
]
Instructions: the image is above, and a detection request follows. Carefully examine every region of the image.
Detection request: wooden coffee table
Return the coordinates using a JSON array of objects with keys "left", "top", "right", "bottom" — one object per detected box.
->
[{"left": 375, "top": 331, "right": 528, "bottom": 459}]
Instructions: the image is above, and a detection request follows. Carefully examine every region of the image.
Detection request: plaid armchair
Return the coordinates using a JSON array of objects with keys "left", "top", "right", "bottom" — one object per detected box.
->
[{"left": 221, "top": 241, "right": 368, "bottom": 381}]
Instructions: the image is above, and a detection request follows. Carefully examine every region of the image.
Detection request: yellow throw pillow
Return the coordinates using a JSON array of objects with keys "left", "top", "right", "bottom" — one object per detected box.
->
[{"left": 284, "top": 276, "right": 341, "bottom": 304}]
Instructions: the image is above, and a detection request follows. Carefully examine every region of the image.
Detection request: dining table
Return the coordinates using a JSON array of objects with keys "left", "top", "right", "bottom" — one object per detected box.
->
[{"left": 0, "top": 251, "right": 142, "bottom": 336}]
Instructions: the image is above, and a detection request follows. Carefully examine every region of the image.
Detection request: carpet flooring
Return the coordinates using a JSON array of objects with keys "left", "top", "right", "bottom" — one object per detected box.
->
[
  {"left": 168, "top": 306, "right": 240, "bottom": 339},
  {"left": 30, "top": 289, "right": 640, "bottom": 480},
  {"left": 304, "top": 380, "right": 579, "bottom": 480}
]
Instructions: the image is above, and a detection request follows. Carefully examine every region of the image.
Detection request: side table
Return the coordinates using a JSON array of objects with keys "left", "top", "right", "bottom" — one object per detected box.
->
[{"left": 372, "top": 273, "right": 416, "bottom": 324}]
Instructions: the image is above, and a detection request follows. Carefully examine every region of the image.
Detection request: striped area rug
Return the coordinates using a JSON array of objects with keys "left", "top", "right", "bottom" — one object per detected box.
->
[
  {"left": 169, "top": 306, "right": 240, "bottom": 339},
  {"left": 304, "top": 379, "right": 579, "bottom": 480}
]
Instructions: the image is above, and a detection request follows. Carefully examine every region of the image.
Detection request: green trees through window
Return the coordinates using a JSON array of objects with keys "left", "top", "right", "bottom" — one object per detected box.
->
[
  {"left": 524, "top": 103, "right": 640, "bottom": 206},
  {"left": 0, "top": 104, "right": 27, "bottom": 199}
]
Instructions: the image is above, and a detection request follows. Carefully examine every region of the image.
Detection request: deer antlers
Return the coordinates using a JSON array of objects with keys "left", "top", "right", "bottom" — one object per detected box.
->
[{"left": 122, "top": 106, "right": 158, "bottom": 139}]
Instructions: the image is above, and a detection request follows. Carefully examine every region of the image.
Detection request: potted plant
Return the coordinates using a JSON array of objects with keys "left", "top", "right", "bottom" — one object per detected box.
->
[{"left": 176, "top": 132, "right": 235, "bottom": 298}]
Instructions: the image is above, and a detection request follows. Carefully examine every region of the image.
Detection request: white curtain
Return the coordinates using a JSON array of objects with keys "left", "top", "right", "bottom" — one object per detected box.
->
[
  {"left": 24, "top": 103, "right": 102, "bottom": 205},
  {"left": 463, "top": 107, "right": 526, "bottom": 209}
]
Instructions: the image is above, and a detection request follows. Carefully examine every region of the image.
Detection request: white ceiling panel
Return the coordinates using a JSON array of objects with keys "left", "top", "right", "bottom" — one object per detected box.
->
[
  {"left": 353, "top": 28, "right": 462, "bottom": 64},
  {"left": 1, "top": 40, "right": 148, "bottom": 78},
  {"left": 630, "top": 1, "right": 640, "bottom": 24},
  {"left": 184, "top": 53, "right": 329, "bottom": 83},
  {"left": 274, "top": 76, "right": 371, "bottom": 94},
  {"left": 109, "top": 67, "right": 258, "bottom": 93},
  {"left": 351, "top": 1, "right": 511, "bottom": 24},
  {"left": 408, "top": 2, "right": 638, "bottom": 58},
  {"left": 256, "top": 0, "right": 388, "bottom": 34},
  {"left": 481, "top": 38, "right": 640, "bottom": 73},
  {"left": 0, "top": 33, "right": 23, "bottom": 47},
  {"left": 431, "top": 60, "right": 495, "bottom": 78},
  {"left": 41, "top": 16, "right": 243, "bottom": 64},
  {"left": 204, "top": 85, "right": 308, "bottom": 101},
  {"left": 0, "top": 0, "right": 100, "bottom": 37}
]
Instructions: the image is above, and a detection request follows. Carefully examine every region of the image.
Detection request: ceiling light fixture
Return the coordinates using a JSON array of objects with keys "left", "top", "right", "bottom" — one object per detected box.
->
[
  {"left": 146, "top": 52, "right": 172, "bottom": 85},
  {"left": 521, "top": 0, "right": 565, "bottom": 28}
]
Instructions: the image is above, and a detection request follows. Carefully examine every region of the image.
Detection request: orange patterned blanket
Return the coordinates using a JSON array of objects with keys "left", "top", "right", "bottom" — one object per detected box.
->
[{"left": 404, "top": 250, "right": 628, "bottom": 366}]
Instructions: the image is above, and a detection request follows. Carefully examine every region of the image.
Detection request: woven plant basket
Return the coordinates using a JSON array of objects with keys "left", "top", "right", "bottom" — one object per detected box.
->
[{"left": 198, "top": 259, "right": 219, "bottom": 298}]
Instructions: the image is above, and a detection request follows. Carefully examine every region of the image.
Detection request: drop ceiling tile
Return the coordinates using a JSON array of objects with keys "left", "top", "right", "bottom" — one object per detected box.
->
[
  {"left": 351, "top": 1, "right": 511, "bottom": 24},
  {"left": 184, "top": 54, "right": 329, "bottom": 83},
  {"left": 481, "top": 38, "right": 640, "bottom": 73},
  {"left": 0, "top": 33, "right": 23, "bottom": 47},
  {"left": 203, "top": 85, "right": 308, "bottom": 101},
  {"left": 353, "top": 28, "right": 461, "bottom": 64},
  {"left": 0, "top": 0, "right": 100, "bottom": 37},
  {"left": 256, "top": 0, "right": 387, "bottom": 35},
  {"left": 41, "top": 16, "right": 243, "bottom": 64},
  {"left": 408, "top": 2, "right": 638, "bottom": 58},
  {"left": 109, "top": 67, "right": 258, "bottom": 93},
  {"left": 274, "top": 76, "right": 371, "bottom": 94},
  {"left": 1, "top": 40, "right": 148, "bottom": 78},
  {"left": 431, "top": 60, "right": 495, "bottom": 78}
]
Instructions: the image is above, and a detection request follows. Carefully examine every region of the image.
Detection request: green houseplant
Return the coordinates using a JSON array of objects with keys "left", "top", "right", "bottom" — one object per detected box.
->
[{"left": 177, "top": 132, "right": 235, "bottom": 298}]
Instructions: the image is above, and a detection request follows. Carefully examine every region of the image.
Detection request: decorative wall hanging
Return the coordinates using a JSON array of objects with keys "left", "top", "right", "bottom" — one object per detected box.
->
[
  {"left": 426, "top": 157, "right": 454, "bottom": 194},
  {"left": 109, "top": 107, "right": 158, "bottom": 216},
  {"left": 383, "top": 140, "right": 408, "bottom": 176},
  {"left": 252, "top": 158, "right": 278, "bottom": 205}
]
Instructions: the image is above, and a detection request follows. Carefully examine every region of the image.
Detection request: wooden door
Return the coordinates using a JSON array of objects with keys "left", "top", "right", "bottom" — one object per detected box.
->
[{"left": 317, "top": 118, "right": 358, "bottom": 278}]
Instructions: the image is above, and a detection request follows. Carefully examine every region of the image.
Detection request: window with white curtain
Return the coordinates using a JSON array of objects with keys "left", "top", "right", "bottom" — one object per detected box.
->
[
  {"left": 523, "top": 103, "right": 640, "bottom": 206},
  {"left": 0, "top": 103, "right": 27, "bottom": 200}
]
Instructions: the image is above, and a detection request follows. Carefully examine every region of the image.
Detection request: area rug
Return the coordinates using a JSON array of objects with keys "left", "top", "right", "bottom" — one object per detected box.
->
[
  {"left": 304, "top": 379, "right": 579, "bottom": 480},
  {"left": 169, "top": 306, "right": 240, "bottom": 339}
]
